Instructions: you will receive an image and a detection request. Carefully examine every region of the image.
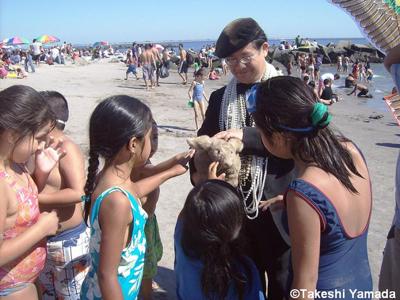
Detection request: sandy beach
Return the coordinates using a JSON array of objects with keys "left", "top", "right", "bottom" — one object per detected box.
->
[{"left": 1, "top": 60, "right": 398, "bottom": 299}]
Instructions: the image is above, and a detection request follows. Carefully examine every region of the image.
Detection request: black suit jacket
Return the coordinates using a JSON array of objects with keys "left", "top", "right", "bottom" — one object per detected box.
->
[{"left": 198, "top": 85, "right": 295, "bottom": 182}]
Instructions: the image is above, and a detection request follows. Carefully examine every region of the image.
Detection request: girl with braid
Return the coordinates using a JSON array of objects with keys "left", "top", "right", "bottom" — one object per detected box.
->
[
  {"left": 251, "top": 76, "right": 373, "bottom": 299},
  {"left": 80, "top": 95, "right": 193, "bottom": 300}
]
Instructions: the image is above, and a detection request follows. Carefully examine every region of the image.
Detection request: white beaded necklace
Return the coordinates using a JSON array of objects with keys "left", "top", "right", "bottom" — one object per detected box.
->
[{"left": 219, "top": 61, "right": 274, "bottom": 219}]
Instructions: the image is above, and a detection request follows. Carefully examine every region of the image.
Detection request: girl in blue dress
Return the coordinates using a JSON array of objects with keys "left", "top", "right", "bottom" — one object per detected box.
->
[
  {"left": 251, "top": 77, "right": 373, "bottom": 299},
  {"left": 80, "top": 96, "right": 193, "bottom": 300}
]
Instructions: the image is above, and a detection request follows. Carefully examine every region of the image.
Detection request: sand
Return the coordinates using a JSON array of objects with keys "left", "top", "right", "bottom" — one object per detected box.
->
[{"left": 1, "top": 60, "right": 398, "bottom": 299}]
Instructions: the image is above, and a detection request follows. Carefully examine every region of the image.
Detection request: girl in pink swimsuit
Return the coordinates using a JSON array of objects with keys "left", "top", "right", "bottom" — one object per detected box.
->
[{"left": 0, "top": 85, "right": 63, "bottom": 299}]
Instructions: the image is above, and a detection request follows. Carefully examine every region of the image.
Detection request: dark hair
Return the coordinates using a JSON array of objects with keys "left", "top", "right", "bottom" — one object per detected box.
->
[
  {"left": 323, "top": 78, "right": 331, "bottom": 85},
  {"left": 181, "top": 180, "right": 252, "bottom": 299},
  {"left": 195, "top": 67, "right": 206, "bottom": 77},
  {"left": 252, "top": 38, "right": 268, "bottom": 49},
  {"left": 0, "top": 85, "right": 55, "bottom": 155},
  {"left": 83, "top": 95, "right": 152, "bottom": 223},
  {"left": 252, "top": 76, "right": 363, "bottom": 193},
  {"left": 303, "top": 75, "right": 310, "bottom": 82},
  {"left": 308, "top": 80, "right": 316, "bottom": 88},
  {"left": 39, "top": 91, "right": 69, "bottom": 130},
  {"left": 188, "top": 156, "right": 197, "bottom": 186}
]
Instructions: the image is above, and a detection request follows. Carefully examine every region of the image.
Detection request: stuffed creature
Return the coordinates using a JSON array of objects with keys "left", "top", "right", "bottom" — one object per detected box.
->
[{"left": 187, "top": 135, "right": 243, "bottom": 186}]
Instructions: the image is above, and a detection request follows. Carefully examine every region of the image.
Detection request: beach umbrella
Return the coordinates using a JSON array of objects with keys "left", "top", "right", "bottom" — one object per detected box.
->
[
  {"left": 328, "top": 0, "right": 400, "bottom": 54},
  {"left": 330, "top": 0, "right": 400, "bottom": 126},
  {"left": 35, "top": 34, "right": 60, "bottom": 44},
  {"left": 3, "top": 36, "right": 30, "bottom": 45},
  {"left": 93, "top": 41, "right": 109, "bottom": 47}
]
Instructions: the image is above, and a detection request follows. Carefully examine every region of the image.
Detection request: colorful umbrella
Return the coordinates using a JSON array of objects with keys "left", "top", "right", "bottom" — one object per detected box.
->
[
  {"left": 35, "top": 35, "right": 60, "bottom": 44},
  {"left": 328, "top": 0, "right": 400, "bottom": 54},
  {"left": 93, "top": 41, "right": 109, "bottom": 47},
  {"left": 3, "top": 36, "right": 30, "bottom": 45}
]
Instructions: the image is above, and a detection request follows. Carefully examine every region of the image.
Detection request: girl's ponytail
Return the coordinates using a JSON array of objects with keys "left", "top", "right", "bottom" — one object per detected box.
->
[{"left": 83, "top": 150, "right": 99, "bottom": 225}]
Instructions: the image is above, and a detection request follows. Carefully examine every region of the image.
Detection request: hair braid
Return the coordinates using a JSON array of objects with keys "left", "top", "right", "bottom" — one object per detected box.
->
[{"left": 83, "top": 150, "right": 100, "bottom": 225}]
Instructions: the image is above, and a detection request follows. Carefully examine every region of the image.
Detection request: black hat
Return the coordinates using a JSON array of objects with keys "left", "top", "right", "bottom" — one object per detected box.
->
[{"left": 215, "top": 18, "right": 267, "bottom": 58}]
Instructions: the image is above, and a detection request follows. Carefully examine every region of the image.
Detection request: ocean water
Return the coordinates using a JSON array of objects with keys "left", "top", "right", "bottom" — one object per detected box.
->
[
  {"left": 174, "top": 38, "right": 369, "bottom": 52},
  {"left": 321, "top": 63, "right": 393, "bottom": 111}
]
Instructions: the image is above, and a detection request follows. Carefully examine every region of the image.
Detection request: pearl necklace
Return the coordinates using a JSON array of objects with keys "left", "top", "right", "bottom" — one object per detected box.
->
[{"left": 219, "top": 61, "right": 274, "bottom": 219}]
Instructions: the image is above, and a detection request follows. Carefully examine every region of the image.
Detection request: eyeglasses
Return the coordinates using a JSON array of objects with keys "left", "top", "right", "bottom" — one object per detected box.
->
[{"left": 225, "top": 52, "right": 258, "bottom": 66}]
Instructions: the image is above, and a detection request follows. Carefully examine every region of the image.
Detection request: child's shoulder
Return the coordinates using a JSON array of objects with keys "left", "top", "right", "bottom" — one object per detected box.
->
[
  {"left": 96, "top": 185, "right": 133, "bottom": 209},
  {"left": 0, "top": 173, "right": 18, "bottom": 201},
  {"left": 60, "top": 135, "right": 84, "bottom": 156}
]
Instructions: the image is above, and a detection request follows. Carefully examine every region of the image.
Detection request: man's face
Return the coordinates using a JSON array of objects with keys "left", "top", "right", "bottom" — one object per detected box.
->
[{"left": 226, "top": 42, "right": 269, "bottom": 84}]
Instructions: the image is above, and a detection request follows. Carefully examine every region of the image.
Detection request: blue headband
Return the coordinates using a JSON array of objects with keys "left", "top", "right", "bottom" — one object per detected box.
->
[{"left": 247, "top": 83, "right": 331, "bottom": 133}]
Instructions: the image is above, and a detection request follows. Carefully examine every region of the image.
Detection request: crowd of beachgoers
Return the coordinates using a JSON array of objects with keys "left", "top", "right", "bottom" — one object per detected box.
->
[{"left": 0, "top": 18, "right": 398, "bottom": 300}]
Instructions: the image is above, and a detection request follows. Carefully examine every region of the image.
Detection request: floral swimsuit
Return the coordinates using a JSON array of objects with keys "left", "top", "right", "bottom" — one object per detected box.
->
[
  {"left": 80, "top": 187, "right": 147, "bottom": 300},
  {"left": 0, "top": 168, "right": 47, "bottom": 295}
]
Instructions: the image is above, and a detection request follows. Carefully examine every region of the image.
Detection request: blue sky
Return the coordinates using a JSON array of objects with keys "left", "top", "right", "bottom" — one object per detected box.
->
[{"left": 0, "top": 0, "right": 363, "bottom": 44}]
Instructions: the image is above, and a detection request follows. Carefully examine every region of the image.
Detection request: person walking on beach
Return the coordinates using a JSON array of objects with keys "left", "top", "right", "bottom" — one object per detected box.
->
[
  {"left": 151, "top": 44, "right": 162, "bottom": 87},
  {"left": 178, "top": 44, "right": 188, "bottom": 85},
  {"left": 162, "top": 48, "right": 170, "bottom": 69},
  {"left": 131, "top": 43, "right": 140, "bottom": 66},
  {"left": 299, "top": 53, "right": 306, "bottom": 76},
  {"left": 125, "top": 50, "right": 139, "bottom": 80},
  {"left": 31, "top": 39, "right": 42, "bottom": 66},
  {"left": 23, "top": 50, "right": 35, "bottom": 73},
  {"left": 252, "top": 76, "right": 373, "bottom": 300},
  {"left": 198, "top": 18, "right": 296, "bottom": 299},
  {"left": 188, "top": 68, "right": 208, "bottom": 130},
  {"left": 140, "top": 44, "right": 156, "bottom": 90}
]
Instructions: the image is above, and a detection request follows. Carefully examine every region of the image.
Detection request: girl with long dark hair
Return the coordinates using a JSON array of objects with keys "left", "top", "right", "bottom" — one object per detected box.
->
[
  {"left": 175, "top": 180, "right": 264, "bottom": 300},
  {"left": 80, "top": 95, "right": 192, "bottom": 300},
  {"left": 251, "top": 76, "right": 373, "bottom": 299}
]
